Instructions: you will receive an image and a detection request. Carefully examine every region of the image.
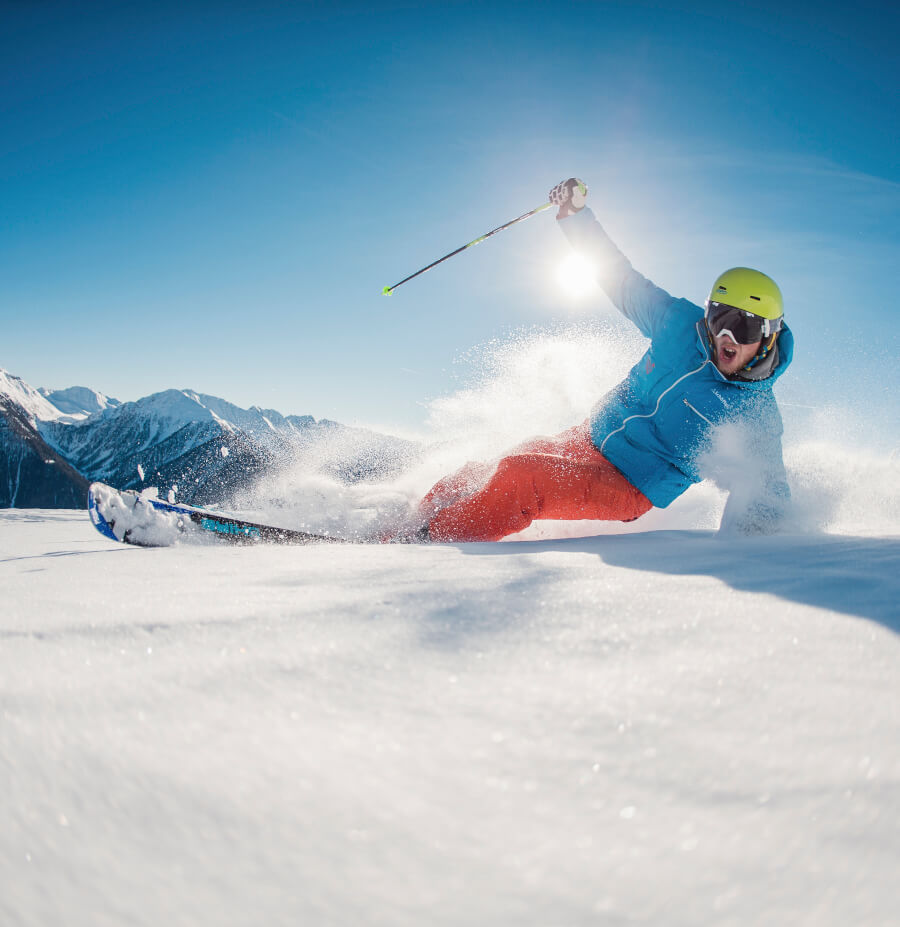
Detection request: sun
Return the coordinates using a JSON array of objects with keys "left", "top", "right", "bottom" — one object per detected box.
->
[{"left": 556, "top": 252, "right": 597, "bottom": 299}]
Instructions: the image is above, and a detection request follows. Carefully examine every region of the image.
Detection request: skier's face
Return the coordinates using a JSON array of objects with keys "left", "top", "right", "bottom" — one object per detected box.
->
[{"left": 713, "top": 332, "right": 762, "bottom": 376}]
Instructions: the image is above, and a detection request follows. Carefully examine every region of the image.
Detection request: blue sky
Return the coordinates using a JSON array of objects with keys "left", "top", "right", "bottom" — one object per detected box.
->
[{"left": 2, "top": 0, "right": 898, "bottom": 434}]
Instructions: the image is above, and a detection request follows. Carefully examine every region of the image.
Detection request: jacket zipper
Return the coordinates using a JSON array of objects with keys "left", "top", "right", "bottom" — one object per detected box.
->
[{"left": 682, "top": 398, "right": 713, "bottom": 425}]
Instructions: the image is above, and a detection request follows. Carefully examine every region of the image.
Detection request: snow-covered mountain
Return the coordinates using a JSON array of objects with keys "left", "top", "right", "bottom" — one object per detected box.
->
[
  {"left": 0, "top": 369, "right": 76, "bottom": 426},
  {"left": 0, "top": 368, "right": 416, "bottom": 508},
  {"left": 38, "top": 385, "right": 121, "bottom": 418},
  {"left": 0, "top": 393, "right": 90, "bottom": 508}
]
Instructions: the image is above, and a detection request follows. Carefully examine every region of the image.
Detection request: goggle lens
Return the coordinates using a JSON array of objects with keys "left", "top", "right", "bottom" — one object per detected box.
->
[{"left": 706, "top": 301, "right": 781, "bottom": 345}]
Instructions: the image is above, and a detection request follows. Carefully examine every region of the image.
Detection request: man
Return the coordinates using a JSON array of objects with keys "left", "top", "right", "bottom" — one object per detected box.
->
[{"left": 413, "top": 177, "right": 793, "bottom": 542}]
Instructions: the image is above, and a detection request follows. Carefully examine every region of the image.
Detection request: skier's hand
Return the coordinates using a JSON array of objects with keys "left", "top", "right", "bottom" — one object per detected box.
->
[
  {"left": 720, "top": 497, "right": 787, "bottom": 536},
  {"left": 548, "top": 177, "right": 588, "bottom": 220}
]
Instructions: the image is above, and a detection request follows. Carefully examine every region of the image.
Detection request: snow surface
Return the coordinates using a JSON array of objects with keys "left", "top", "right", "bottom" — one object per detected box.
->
[{"left": 2, "top": 508, "right": 898, "bottom": 927}]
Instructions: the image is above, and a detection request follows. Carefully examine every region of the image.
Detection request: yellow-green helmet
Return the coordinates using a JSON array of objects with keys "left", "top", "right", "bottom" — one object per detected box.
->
[{"left": 707, "top": 267, "right": 783, "bottom": 321}]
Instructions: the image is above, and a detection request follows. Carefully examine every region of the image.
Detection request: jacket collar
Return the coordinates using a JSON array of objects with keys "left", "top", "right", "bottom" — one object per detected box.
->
[{"left": 694, "top": 321, "right": 794, "bottom": 391}]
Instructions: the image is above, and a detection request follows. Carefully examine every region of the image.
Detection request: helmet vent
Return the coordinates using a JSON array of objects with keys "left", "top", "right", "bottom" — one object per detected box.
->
[{"left": 749, "top": 295, "right": 761, "bottom": 300}]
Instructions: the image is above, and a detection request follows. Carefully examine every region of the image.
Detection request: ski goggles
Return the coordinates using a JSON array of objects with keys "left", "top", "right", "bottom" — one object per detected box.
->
[{"left": 705, "top": 301, "right": 783, "bottom": 344}]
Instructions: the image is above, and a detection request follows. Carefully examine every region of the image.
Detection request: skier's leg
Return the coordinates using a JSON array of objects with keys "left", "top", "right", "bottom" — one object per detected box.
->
[
  {"left": 418, "top": 423, "right": 592, "bottom": 522},
  {"left": 419, "top": 460, "right": 495, "bottom": 520},
  {"left": 427, "top": 434, "right": 651, "bottom": 543}
]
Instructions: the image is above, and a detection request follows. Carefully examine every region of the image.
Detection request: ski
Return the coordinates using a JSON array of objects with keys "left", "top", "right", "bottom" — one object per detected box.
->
[{"left": 88, "top": 482, "right": 344, "bottom": 547}]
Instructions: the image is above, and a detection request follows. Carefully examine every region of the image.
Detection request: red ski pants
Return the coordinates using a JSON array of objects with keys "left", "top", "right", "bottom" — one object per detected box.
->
[{"left": 420, "top": 422, "right": 652, "bottom": 542}]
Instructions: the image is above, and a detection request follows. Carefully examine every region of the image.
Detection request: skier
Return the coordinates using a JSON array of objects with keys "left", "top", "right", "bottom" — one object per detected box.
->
[{"left": 412, "top": 177, "right": 794, "bottom": 542}]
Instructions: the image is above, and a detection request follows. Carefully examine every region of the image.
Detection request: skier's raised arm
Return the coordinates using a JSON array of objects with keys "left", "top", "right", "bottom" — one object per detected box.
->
[{"left": 549, "top": 177, "right": 679, "bottom": 339}]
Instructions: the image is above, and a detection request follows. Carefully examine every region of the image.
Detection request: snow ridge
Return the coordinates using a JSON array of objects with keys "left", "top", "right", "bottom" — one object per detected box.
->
[
  {"left": 0, "top": 368, "right": 72, "bottom": 425},
  {"left": 38, "top": 385, "right": 120, "bottom": 418}
]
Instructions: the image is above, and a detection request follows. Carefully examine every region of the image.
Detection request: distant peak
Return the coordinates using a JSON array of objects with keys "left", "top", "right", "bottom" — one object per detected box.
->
[
  {"left": 0, "top": 368, "right": 72, "bottom": 423},
  {"left": 38, "top": 385, "right": 121, "bottom": 417}
]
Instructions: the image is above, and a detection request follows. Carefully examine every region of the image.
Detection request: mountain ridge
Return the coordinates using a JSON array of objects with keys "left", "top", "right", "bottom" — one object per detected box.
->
[{"left": 0, "top": 367, "right": 416, "bottom": 508}]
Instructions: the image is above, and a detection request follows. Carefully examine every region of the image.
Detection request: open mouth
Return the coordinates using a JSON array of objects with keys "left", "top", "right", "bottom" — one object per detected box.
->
[{"left": 720, "top": 344, "right": 738, "bottom": 363}]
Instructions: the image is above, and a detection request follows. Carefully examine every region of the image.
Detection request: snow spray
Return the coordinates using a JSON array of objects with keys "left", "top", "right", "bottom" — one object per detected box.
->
[{"left": 239, "top": 325, "right": 900, "bottom": 540}]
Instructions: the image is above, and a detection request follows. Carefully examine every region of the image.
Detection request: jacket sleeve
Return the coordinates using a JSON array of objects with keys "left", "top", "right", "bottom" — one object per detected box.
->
[
  {"left": 718, "top": 400, "right": 792, "bottom": 535},
  {"left": 559, "top": 207, "right": 676, "bottom": 339}
]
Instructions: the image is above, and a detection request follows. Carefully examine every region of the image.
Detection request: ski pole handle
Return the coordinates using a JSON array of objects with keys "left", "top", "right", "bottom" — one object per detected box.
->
[{"left": 382, "top": 201, "right": 552, "bottom": 295}]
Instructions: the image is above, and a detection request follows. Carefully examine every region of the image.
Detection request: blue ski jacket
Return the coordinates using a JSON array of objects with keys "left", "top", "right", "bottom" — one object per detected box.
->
[{"left": 560, "top": 208, "right": 793, "bottom": 528}]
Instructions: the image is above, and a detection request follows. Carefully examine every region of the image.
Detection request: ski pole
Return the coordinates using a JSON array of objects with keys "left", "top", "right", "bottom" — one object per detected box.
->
[{"left": 382, "top": 201, "right": 553, "bottom": 295}]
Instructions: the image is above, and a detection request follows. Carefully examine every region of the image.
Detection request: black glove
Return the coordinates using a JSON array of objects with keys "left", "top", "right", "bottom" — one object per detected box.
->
[{"left": 548, "top": 177, "right": 588, "bottom": 220}]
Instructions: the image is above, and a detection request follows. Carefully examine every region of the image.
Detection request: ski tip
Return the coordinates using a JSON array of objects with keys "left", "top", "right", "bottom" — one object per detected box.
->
[
  {"left": 382, "top": 285, "right": 393, "bottom": 296},
  {"left": 87, "top": 483, "right": 119, "bottom": 542}
]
